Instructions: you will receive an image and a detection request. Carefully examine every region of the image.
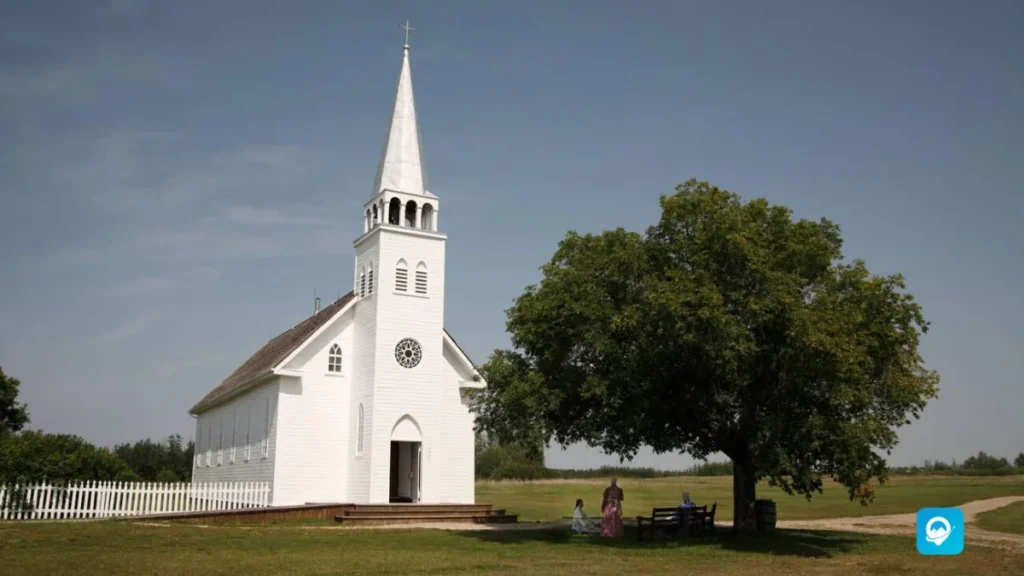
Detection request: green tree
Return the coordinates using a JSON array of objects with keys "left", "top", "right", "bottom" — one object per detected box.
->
[
  {"left": 113, "top": 434, "right": 195, "bottom": 482},
  {"left": 0, "top": 430, "right": 132, "bottom": 484},
  {"left": 155, "top": 469, "right": 181, "bottom": 482},
  {"left": 474, "top": 433, "right": 546, "bottom": 480},
  {"left": 961, "top": 451, "right": 1010, "bottom": 472},
  {"left": 474, "top": 180, "right": 939, "bottom": 531},
  {"left": 1015, "top": 453, "right": 1024, "bottom": 469},
  {"left": 0, "top": 366, "right": 30, "bottom": 435}
]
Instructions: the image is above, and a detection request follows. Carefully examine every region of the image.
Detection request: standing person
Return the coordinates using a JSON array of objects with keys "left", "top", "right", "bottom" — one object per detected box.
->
[{"left": 600, "top": 478, "right": 625, "bottom": 538}]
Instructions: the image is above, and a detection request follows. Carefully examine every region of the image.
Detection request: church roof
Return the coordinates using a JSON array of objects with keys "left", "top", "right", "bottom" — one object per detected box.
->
[
  {"left": 189, "top": 291, "right": 357, "bottom": 414},
  {"left": 189, "top": 290, "right": 481, "bottom": 415},
  {"left": 371, "top": 44, "right": 432, "bottom": 198}
]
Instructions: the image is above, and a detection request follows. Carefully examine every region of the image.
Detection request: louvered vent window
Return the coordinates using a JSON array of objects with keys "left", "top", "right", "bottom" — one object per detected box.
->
[
  {"left": 368, "top": 269, "right": 374, "bottom": 295},
  {"left": 396, "top": 267, "right": 408, "bottom": 292},
  {"left": 360, "top": 271, "right": 366, "bottom": 297},
  {"left": 415, "top": 269, "right": 427, "bottom": 294}
]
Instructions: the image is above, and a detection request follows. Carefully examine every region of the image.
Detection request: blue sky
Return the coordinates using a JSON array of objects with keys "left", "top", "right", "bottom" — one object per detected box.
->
[{"left": 1, "top": 0, "right": 1021, "bottom": 469}]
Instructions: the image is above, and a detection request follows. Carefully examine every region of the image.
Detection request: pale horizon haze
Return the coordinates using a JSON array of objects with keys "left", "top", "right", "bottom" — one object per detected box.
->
[{"left": 1, "top": 0, "right": 1022, "bottom": 470}]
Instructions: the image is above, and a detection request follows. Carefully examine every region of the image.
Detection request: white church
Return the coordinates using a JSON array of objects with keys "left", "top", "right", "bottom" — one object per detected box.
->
[{"left": 189, "top": 39, "right": 485, "bottom": 506}]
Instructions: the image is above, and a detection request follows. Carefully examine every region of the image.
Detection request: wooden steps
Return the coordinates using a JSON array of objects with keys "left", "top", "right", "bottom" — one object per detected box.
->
[{"left": 335, "top": 503, "right": 517, "bottom": 526}]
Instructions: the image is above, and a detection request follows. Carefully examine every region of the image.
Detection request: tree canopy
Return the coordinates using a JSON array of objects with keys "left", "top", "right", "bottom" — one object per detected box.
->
[
  {"left": 0, "top": 430, "right": 132, "bottom": 484},
  {"left": 0, "top": 366, "right": 30, "bottom": 435},
  {"left": 113, "top": 435, "right": 195, "bottom": 482},
  {"left": 960, "top": 451, "right": 1012, "bottom": 472},
  {"left": 474, "top": 179, "right": 939, "bottom": 530}
]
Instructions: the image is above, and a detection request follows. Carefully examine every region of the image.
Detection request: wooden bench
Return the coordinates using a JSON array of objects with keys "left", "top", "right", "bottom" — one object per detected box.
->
[
  {"left": 695, "top": 503, "right": 717, "bottom": 536},
  {"left": 636, "top": 506, "right": 705, "bottom": 541}
]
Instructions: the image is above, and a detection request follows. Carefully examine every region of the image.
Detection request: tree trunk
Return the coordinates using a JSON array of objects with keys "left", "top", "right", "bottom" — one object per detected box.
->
[{"left": 732, "top": 458, "right": 757, "bottom": 533}]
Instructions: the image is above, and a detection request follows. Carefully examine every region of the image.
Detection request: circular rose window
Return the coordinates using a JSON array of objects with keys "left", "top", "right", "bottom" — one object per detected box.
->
[{"left": 395, "top": 338, "right": 422, "bottom": 368}]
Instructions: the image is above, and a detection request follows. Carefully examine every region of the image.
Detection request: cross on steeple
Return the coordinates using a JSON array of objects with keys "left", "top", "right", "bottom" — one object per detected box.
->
[{"left": 402, "top": 21, "right": 415, "bottom": 48}]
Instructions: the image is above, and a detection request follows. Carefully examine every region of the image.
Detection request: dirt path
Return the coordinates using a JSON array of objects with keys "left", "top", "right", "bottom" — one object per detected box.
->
[{"left": 771, "top": 496, "right": 1024, "bottom": 551}]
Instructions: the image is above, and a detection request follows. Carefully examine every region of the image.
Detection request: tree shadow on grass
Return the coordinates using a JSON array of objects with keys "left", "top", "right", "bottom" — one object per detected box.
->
[{"left": 457, "top": 526, "right": 867, "bottom": 559}]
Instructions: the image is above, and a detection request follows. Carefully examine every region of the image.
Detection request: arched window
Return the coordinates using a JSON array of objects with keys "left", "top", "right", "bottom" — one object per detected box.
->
[
  {"left": 388, "top": 197, "right": 401, "bottom": 225},
  {"left": 395, "top": 259, "right": 408, "bottom": 292},
  {"left": 217, "top": 416, "right": 224, "bottom": 465},
  {"left": 357, "top": 403, "right": 365, "bottom": 454},
  {"left": 367, "top": 263, "right": 374, "bottom": 295},
  {"left": 364, "top": 209, "right": 371, "bottom": 233},
  {"left": 421, "top": 203, "right": 434, "bottom": 231},
  {"left": 243, "top": 403, "right": 251, "bottom": 461},
  {"left": 261, "top": 397, "right": 270, "bottom": 458},
  {"left": 230, "top": 409, "right": 237, "bottom": 464},
  {"left": 415, "top": 262, "right": 427, "bottom": 295},
  {"left": 328, "top": 343, "right": 342, "bottom": 373},
  {"left": 372, "top": 204, "right": 379, "bottom": 227},
  {"left": 359, "top": 266, "right": 366, "bottom": 297},
  {"left": 404, "top": 200, "right": 418, "bottom": 227}
]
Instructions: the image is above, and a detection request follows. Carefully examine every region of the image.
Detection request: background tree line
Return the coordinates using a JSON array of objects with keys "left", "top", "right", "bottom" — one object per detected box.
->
[
  {"left": 474, "top": 434, "right": 1024, "bottom": 481},
  {"left": 6, "top": 366, "right": 1023, "bottom": 485},
  {"left": 1, "top": 366, "right": 193, "bottom": 484}
]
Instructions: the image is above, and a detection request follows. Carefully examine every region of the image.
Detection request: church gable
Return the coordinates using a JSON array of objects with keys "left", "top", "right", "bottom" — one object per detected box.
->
[
  {"left": 443, "top": 330, "right": 484, "bottom": 384},
  {"left": 281, "top": 303, "right": 356, "bottom": 374},
  {"left": 189, "top": 291, "right": 356, "bottom": 414}
]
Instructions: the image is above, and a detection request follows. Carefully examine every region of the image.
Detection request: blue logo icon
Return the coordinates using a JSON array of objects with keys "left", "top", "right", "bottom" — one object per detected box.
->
[{"left": 916, "top": 507, "right": 964, "bottom": 555}]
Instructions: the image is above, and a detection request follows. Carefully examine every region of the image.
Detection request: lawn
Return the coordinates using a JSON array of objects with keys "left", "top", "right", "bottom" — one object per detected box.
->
[
  {"left": 2, "top": 475, "right": 1023, "bottom": 575},
  {"left": 976, "top": 500, "right": 1024, "bottom": 535},
  {"left": 2, "top": 521, "right": 1023, "bottom": 575},
  {"left": 478, "top": 474, "right": 1024, "bottom": 522}
]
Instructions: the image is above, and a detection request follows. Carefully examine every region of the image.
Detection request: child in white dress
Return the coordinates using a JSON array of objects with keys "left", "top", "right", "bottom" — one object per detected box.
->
[{"left": 572, "top": 498, "right": 600, "bottom": 534}]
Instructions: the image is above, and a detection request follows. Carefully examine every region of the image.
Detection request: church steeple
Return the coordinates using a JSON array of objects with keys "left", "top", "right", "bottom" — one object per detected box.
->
[
  {"left": 359, "top": 25, "right": 441, "bottom": 236},
  {"left": 371, "top": 25, "right": 431, "bottom": 198}
]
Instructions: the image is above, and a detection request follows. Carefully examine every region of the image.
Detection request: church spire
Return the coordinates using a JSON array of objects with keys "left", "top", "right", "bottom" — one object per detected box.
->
[{"left": 372, "top": 24, "right": 430, "bottom": 198}]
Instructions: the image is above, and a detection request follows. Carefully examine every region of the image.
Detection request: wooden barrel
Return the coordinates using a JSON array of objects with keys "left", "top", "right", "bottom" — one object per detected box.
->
[{"left": 755, "top": 499, "right": 776, "bottom": 532}]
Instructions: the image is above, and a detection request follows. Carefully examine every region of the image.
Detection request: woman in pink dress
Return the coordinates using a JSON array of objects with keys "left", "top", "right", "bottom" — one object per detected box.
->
[{"left": 600, "top": 478, "right": 625, "bottom": 538}]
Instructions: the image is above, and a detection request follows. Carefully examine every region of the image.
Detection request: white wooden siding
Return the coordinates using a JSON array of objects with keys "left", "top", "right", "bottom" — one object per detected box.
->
[
  {"left": 369, "top": 229, "right": 447, "bottom": 503},
  {"left": 440, "top": 340, "right": 476, "bottom": 503},
  {"left": 191, "top": 381, "right": 280, "bottom": 503},
  {"left": 272, "top": 306, "right": 355, "bottom": 505},
  {"left": 349, "top": 240, "right": 381, "bottom": 503}
]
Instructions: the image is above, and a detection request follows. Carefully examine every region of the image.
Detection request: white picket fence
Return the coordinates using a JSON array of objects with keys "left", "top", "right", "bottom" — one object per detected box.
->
[{"left": 0, "top": 481, "right": 271, "bottom": 521}]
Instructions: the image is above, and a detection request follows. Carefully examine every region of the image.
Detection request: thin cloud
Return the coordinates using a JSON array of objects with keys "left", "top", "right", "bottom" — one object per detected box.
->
[
  {"left": 105, "top": 276, "right": 170, "bottom": 299},
  {"left": 229, "top": 146, "right": 311, "bottom": 170},
  {"left": 106, "top": 0, "right": 150, "bottom": 15},
  {"left": 46, "top": 134, "right": 352, "bottom": 267},
  {"left": 152, "top": 354, "right": 220, "bottom": 380},
  {"left": 85, "top": 266, "right": 222, "bottom": 301},
  {"left": 223, "top": 204, "right": 331, "bottom": 226},
  {"left": 101, "top": 310, "right": 161, "bottom": 343},
  {"left": 309, "top": 228, "right": 356, "bottom": 256},
  {"left": 0, "top": 48, "right": 158, "bottom": 103}
]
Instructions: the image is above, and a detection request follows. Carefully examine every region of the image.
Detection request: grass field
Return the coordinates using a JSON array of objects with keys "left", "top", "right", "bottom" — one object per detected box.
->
[
  {"left": 977, "top": 500, "right": 1024, "bottom": 535},
  {"left": 479, "top": 474, "right": 1024, "bottom": 522},
  {"left": 2, "top": 521, "right": 1023, "bottom": 575},
  {"left": 2, "top": 475, "right": 1023, "bottom": 575}
]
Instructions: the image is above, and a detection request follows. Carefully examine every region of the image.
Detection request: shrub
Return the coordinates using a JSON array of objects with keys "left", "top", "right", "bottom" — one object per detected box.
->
[{"left": 155, "top": 469, "right": 181, "bottom": 483}]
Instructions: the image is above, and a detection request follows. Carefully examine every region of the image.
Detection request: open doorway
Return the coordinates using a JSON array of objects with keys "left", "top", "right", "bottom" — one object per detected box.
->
[{"left": 389, "top": 441, "right": 421, "bottom": 503}]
